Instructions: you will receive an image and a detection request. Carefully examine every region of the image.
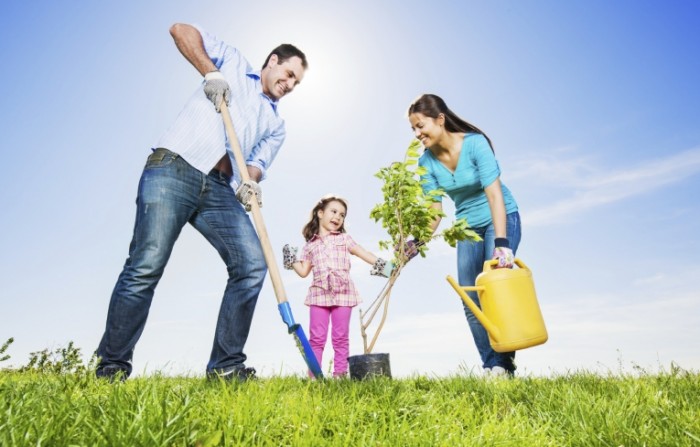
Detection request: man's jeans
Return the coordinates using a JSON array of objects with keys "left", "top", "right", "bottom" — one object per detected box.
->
[
  {"left": 456, "top": 211, "right": 521, "bottom": 372},
  {"left": 96, "top": 148, "right": 266, "bottom": 376}
]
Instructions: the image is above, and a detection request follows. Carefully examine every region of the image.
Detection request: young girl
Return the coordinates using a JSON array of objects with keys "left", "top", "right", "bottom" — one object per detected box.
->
[{"left": 283, "top": 194, "right": 392, "bottom": 378}]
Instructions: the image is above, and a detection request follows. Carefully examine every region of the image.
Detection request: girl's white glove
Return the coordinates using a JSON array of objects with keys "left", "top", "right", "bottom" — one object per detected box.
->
[
  {"left": 282, "top": 244, "right": 298, "bottom": 270},
  {"left": 370, "top": 258, "right": 394, "bottom": 278}
]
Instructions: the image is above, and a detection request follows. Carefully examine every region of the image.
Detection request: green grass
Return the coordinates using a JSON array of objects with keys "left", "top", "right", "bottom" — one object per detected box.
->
[{"left": 1, "top": 369, "right": 699, "bottom": 446}]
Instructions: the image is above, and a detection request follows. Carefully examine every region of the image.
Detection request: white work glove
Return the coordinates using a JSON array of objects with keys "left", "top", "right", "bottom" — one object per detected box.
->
[
  {"left": 492, "top": 238, "right": 514, "bottom": 269},
  {"left": 282, "top": 244, "right": 298, "bottom": 270},
  {"left": 370, "top": 258, "right": 394, "bottom": 278},
  {"left": 235, "top": 180, "right": 263, "bottom": 212},
  {"left": 203, "top": 71, "right": 230, "bottom": 113}
]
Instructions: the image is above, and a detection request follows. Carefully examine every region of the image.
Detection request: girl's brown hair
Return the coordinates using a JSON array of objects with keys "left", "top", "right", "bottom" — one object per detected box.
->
[{"left": 302, "top": 195, "right": 349, "bottom": 241}]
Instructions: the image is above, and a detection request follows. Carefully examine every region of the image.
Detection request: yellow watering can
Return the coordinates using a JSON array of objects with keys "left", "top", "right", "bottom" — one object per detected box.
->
[{"left": 446, "top": 258, "right": 547, "bottom": 352}]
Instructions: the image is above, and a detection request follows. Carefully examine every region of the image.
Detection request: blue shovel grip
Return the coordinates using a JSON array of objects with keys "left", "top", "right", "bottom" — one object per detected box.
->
[{"left": 278, "top": 302, "right": 299, "bottom": 333}]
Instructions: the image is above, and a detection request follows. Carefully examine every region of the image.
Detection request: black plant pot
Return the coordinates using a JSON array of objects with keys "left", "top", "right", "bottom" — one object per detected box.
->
[{"left": 348, "top": 353, "right": 392, "bottom": 380}]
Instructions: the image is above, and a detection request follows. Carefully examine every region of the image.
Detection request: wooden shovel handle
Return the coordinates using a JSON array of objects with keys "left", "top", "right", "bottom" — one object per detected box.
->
[{"left": 219, "top": 102, "right": 288, "bottom": 305}]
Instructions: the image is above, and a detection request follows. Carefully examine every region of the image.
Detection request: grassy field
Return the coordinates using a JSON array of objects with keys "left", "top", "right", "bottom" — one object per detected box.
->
[{"left": 1, "top": 367, "right": 699, "bottom": 446}]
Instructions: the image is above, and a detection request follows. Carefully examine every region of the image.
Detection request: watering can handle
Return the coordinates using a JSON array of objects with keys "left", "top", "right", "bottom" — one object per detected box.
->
[
  {"left": 446, "top": 275, "right": 500, "bottom": 342},
  {"left": 482, "top": 258, "right": 530, "bottom": 272}
]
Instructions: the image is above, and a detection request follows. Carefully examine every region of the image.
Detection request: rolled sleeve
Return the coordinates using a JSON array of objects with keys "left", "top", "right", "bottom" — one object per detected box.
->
[
  {"left": 194, "top": 24, "right": 249, "bottom": 79},
  {"left": 246, "top": 123, "right": 285, "bottom": 181},
  {"left": 193, "top": 24, "right": 226, "bottom": 68}
]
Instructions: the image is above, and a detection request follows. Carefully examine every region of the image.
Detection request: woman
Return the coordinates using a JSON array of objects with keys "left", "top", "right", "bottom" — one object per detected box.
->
[{"left": 408, "top": 94, "right": 521, "bottom": 377}]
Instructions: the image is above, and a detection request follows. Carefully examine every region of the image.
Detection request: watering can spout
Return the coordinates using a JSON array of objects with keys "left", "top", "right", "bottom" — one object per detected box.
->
[{"left": 446, "top": 275, "right": 501, "bottom": 342}]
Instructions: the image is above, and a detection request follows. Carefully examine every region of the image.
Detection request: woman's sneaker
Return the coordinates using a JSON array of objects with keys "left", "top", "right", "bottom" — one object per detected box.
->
[{"left": 484, "top": 366, "right": 512, "bottom": 378}]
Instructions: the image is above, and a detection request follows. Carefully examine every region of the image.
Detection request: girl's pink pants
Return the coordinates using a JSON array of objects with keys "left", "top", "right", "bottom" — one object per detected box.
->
[{"left": 309, "top": 305, "right": 352, "bottom": 377}]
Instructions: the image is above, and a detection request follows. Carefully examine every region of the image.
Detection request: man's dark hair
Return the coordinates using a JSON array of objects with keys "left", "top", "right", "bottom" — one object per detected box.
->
[{"left": 262, "top": 44, "right": 308, "bottom": 70}]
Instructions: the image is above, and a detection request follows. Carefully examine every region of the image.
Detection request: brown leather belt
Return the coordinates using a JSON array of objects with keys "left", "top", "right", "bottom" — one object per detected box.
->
[
  {"left": 152, "top": 148, "right": 233, "bottom": 181},
  {"left": 213, "top": 154, "right": 233, "bottom": 178}
]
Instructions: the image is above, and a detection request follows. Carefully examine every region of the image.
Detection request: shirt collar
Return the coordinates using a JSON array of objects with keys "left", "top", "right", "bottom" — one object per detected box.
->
[
  {"left": 308, "top": 231, "right": 342, "bottom": 242},
  {"left": 247, "top": 70, "right": 279, "bottom": 113}
]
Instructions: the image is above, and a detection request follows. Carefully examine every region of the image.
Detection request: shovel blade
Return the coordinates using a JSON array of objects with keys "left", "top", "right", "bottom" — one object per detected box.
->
[{"left": 278, "top": 302, "right": 323, "bottom": 378}]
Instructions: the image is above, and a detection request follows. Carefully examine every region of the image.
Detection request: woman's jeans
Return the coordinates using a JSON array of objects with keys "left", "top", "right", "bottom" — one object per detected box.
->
[
  {"left": 96, "top": 148, "right": 266, "bottom": 376},
  {"left": 457, "top": 211, "right": 521, "bottom": 372}
]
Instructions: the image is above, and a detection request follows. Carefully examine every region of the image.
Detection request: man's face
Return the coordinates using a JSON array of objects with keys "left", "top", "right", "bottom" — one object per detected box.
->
[{"left": 261, "top": 55, "right": 305, "bottom": 100}]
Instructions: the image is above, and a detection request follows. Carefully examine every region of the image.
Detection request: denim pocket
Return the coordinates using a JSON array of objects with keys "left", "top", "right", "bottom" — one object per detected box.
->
[{"left": 145, "top": 148, "right": 178, "bottom": 169}]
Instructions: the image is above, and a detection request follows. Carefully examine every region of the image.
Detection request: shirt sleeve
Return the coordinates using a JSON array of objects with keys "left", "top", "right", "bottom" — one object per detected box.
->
[
  {"left": 300, "top": 242, "right": 313, "bottom": 263},
  {"left": 246, "top": 120, "right": 286, "bottom": 181},
  {"left": 194, "top": 24, "right": 250, "bottom": 80},
  {"left": 471, "top": 134, "right": 501, "bottom": 188},
  {"left": 418, "top": 152, "right": 443, "bottom": 201},
  {"left": 343, "top": 234, "right": 358, "bottom": 252},
  {"left": 194, "top": 24, "right": 229, "bottom": 69}
]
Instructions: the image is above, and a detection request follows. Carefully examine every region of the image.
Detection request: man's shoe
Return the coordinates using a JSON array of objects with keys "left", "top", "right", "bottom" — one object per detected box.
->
[
  {"left": 207, "top": 366, "right": 257, "bottom": 383},
  {"left": 96, "top": 365, "right": 129, "bottom": 383}
]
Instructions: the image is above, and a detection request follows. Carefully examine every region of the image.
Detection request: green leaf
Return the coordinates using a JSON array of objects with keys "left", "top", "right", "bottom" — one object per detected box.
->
[{"left": 370, "top": 139, "right": 477, "bottom": 266}]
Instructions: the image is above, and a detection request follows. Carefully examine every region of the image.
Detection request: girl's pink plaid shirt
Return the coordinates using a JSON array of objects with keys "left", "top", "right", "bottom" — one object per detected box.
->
[{"left": 300, "top": 232, "right": 362, "bottom": 307}]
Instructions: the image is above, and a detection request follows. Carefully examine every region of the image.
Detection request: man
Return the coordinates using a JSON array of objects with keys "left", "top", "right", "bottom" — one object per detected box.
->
[{"left": 95, "top": 23, "right": 307, "bottom": 382}]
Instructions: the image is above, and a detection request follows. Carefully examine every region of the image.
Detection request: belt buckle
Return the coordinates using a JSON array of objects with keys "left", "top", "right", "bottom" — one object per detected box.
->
[{"left": 148, "top": 148, "right": 171, "bottom": 163}]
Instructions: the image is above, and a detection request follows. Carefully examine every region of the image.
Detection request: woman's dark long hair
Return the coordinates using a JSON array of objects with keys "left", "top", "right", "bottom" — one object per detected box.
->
[
  {"left": 302, "top": 195, "right": 348, "bottom": 241},
  {"left": 408, "top": 94, "right": 494, "bottom": 152}
]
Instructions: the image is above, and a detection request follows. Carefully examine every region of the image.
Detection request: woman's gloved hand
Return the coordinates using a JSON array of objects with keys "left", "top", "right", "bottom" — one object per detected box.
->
[
  {"left": 492, "top": 238, "right": 514, "bottom": 268},
  {"left": 398, "top": 239, "right": 424, "bottom": 262}
]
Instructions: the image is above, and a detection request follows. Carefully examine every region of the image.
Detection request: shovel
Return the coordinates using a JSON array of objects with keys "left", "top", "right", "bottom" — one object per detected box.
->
[{"left": 219, "top": 101, "right": 323, "bottom": 378}]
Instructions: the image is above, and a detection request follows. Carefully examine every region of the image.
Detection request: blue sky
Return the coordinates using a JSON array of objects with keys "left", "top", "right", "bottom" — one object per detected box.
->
[{"left": 1, "top": 0, "right": 699, "bottom": 377}]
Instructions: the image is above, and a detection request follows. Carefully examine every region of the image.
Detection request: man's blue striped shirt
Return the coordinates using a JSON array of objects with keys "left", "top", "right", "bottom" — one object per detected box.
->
[{"left": 155, "top": 25, "right": 285, "bottom": 187}]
